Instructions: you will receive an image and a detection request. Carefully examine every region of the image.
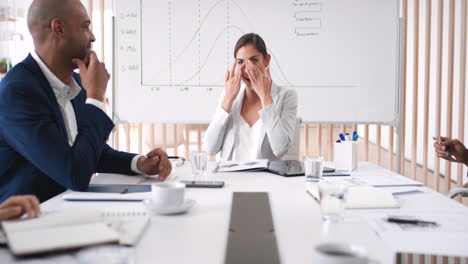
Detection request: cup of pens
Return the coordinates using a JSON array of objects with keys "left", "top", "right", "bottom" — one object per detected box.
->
[{"left": 334, "top": 131, "right": 359, "bottom": 171}]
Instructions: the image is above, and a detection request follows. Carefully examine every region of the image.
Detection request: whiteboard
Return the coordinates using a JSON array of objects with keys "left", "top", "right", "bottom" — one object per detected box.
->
[{"left": 113, "top": 0, "right": 400, "bottom": 124}]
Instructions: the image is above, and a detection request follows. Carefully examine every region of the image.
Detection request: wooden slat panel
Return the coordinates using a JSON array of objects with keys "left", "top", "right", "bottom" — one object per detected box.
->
[
  {"left": 434, "top": 0, "right": 444, "bottom": 192},
  {"left": 173, "top": 124, "right": 178, "bottom": 156},
  {"left": 400, "top": 0, "right": 408, "bottom": 176},
  {"left": 446, "top": 0, "right": 456, "bottom": 191},
  {"left": 364, "top": 124, "right": 369, "bottom": 161},
  {"left": 114, "top": 124, "right": 119, "bottom": 150},
  {"left": 422, "top": 0, "right": 432, "bottom": 186},
  {"left": 138, "top": 123, "right": 142, "bottom": 154},
  {"left": 389, "top": 126, "right": 395, "bottom": 171},
  {"left": 328, "top": 124, "right": 334, "bottom": 161},
  {"left": 443, "top": 256, "right": 448, "bottom": 264},
  {"left": 197, "top": 124, "right": 202, "bottom": 152},
  {"left": 376, "top": 125, "right": 382, "bottom": 165},
  {"left": 124, "top": 124, "right": 130, "bottom": 152},
  {"left": 318, "top": 124, "right": 323, "bottom": 156},
  {"left": 100, "top": 0, "right": 105, "bottom": 62},
  {"left": 305, "top": 124, "right": 309, "bottom": 156},
  {"left": 87, "top": 0, "right": 93, "bottom": 31},
  {"left": 341, "top": 124, "right": 346, "bottom": 134},
  {"left": 457, "top": 0, "right": 467, "bottom": 190},
  {"left": 162, "top": 123, "right": 167, "bottom": 150},
  {"left": 411, "top": 0, "right": 420, "bottom": 180},
  {"left": 149, "top": 124, "right": 155, "bottom": 150},
  {"left": 185, "top": 124, "right": 190, "bottom": 159}
]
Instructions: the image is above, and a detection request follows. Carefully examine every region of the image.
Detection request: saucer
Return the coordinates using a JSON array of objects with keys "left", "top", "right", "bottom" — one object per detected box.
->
[{"left": 143, "top": 199, "right": 196, "bottom": 215}]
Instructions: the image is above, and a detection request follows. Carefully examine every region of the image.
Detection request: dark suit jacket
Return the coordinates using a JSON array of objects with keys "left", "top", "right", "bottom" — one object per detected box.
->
[{"left": 0, "top": 54, "right": 137, "bottom": 202}]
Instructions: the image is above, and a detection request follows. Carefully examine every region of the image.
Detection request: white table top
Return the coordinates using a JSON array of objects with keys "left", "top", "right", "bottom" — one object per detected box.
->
[{"left": 1, "top": 162, "right": 467, "bottom": 263}]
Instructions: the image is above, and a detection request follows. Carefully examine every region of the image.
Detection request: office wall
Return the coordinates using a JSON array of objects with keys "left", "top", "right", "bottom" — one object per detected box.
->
[{"left": 1, "top": 1, "right": 466, "bottom": 204}]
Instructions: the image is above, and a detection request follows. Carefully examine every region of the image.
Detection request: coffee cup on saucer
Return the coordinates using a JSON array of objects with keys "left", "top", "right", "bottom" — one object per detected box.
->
[
  {"left": 314, "top": 242, "right": 373, "bottom": 264},
  {"left": 144, "top": 182, "right": 195, "bottom": 215}
]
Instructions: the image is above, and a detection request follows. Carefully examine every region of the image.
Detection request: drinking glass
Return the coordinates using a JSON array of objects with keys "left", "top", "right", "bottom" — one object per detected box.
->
[
  {"left": 318, "top": 180, "right": 348, "bottom": 222},
  {"left": 304, "top": 156, "right": 324, "bottom": 181},
  {"left": 190, "top": 151, "right": 208, "bottom": 178}
]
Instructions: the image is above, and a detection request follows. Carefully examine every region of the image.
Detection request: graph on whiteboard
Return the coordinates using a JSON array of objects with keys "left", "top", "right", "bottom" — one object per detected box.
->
[{"left": 140, "top": 0, "right": 365, "bottom": 88}]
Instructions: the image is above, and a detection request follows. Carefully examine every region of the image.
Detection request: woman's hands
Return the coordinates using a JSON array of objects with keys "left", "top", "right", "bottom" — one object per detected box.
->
[
  {"left": 222, "top": 62, "right": 244, "bottom": 113},
  {"left": 245, "top": 60, "right": 273, "bottom": 108}
]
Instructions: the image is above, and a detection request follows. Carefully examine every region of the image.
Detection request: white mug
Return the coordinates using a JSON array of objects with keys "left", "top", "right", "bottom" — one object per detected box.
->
[
  {"left": 151, "top": 182, "right": 185, "bottom": 208},
  {"left": 315, "top": 242, "right": 371, "bottom": 264}
]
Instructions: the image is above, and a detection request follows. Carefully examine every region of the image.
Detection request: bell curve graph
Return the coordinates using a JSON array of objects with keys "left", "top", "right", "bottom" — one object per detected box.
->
[{"left": 140, "top": 0, "right": 358, "bottom": 89}]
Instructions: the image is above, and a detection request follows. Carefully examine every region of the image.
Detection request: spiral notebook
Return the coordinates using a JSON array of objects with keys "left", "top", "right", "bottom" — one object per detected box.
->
[{"left": 1, "top": 210, "right": 149, "bottom": 256}]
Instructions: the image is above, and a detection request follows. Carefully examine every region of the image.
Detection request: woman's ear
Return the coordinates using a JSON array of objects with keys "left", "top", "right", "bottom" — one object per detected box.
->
[{"left": 265, "top": 54, "right": 271, "bottom": 67}]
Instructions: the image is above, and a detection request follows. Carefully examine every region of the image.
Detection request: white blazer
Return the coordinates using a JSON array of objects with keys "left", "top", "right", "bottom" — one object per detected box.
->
[{"left": 203, "top": 82, "right": 298, "bottom": 161}]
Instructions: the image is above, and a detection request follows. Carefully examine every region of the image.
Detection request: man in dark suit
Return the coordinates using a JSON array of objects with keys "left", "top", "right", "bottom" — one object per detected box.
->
[{"left": 0, "top": 0, "right": 171, "bottom": 202}]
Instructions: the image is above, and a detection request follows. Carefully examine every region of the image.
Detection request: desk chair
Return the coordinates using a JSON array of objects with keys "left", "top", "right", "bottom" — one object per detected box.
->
[
  {"left": 282, "top": 117, "right": 302, "bottom": 161},
  {"left": 447, "top": 183, "right": 468, "bottom": 199}
]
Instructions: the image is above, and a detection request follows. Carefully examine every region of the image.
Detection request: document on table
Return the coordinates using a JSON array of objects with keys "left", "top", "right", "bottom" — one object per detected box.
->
[
  {"left": 325, "top": 175, "right": 423, "bottom": 188},
  {"left": 364, "top": 212, "right": 468, "bottom": 257},
  {"left": 215, "top": 159, "right": 269, "bottom": 172},
  {"left": 305, "top": 184, "right": 400, "bottom": 209}
]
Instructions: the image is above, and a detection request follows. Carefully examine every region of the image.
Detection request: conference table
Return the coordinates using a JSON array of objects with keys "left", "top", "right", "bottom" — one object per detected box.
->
[{"left": 1, "top": 162, "right": 468, "bottom": 263}]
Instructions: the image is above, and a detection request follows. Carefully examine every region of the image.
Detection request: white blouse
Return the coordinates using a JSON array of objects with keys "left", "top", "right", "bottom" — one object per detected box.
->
[{"left": 232, "top": 117, "right": 264, "bottom": 161}]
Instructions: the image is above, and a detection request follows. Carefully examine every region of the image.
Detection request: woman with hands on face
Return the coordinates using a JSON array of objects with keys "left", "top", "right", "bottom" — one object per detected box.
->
[{"left": 204, "top": 33, "right": 298, "bottom": 161}]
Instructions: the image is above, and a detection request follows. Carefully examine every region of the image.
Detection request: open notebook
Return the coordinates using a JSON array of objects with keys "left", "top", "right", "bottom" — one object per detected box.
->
[{"left": 1, "top": 210, "right": 149, "bottom": 256}]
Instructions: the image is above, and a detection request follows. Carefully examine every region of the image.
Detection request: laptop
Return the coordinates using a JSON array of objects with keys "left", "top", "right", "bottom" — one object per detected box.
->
[{"left": 267, "top": 160, "right": 335, "bottom": 177}]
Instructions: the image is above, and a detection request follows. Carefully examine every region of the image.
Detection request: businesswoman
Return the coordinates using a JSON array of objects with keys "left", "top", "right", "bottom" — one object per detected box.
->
[{"left": 204, "top": 33, "right": 298, "bottom": 161}]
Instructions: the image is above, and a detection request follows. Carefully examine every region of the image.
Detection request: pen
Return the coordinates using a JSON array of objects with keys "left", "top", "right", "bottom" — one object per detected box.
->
[
  {"left": 146, "top": 155, "right": 181, "bottom": 159},
  {"left": 352, "top": 131, "right": 358, "bottom": 141},
  {"left": 386, "top": 217, "right": 438, "bottom": 226},
  {"left": 339, "top": 133, "right": 346, "bottom": 141},
  {"left": 432, "top": 137, "right": 457, "bottom": 161}
]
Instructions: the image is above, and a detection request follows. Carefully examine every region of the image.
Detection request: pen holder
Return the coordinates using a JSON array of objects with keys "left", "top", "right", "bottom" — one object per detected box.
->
[{"left": 334, "top": 141, "right": 358, "bottom": 171}]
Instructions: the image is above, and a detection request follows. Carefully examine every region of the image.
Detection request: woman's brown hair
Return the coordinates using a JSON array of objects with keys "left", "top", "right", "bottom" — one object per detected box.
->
[{"left": 233, "top": 33, "right": 268, "bottom": 59}]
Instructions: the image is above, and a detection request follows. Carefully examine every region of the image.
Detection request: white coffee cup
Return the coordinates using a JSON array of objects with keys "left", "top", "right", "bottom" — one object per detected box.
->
[
  {"left": 315, "top": 242, "right": 370, "bottom": 264},
  {"left": 151, "top": 182, "right": 185, "bottom": 208}
]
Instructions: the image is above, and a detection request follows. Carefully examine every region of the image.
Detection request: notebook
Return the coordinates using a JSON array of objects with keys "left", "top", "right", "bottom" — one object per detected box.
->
[
  {"left": 305, "top": 184, "right": 400, "bottom": 209},
  {"left": 215, "top": 160, "right": 335, "bottom": 176},
  {"left": 2, "top": 210, "right": 149, "bottom": 256},
  {"left": 63, "top": 191, "right": 151, "bottom": 201}
]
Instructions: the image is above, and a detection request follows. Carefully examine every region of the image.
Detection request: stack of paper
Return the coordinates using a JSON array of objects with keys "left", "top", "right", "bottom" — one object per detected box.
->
[
  {"left": 345, "top": 186, "right": 399, "bottom": 209},
  {"left": 305, "top": 184, "right": 400, "bottom": 209}
]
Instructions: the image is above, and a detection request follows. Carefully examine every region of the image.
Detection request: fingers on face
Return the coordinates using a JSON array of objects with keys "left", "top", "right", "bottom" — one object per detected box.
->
[
  {"left": 230, "top": 61, "right": 237, "bottom": 77},
  {"left": 72, "top": 59, "right": 86, "bottom": 72},
  {"left": 264, "top": 66, "right": 271, "bottom": 80},
  {"left": 89, "top": 51, "right": 98, "bottom": 64},
  {"left": 245, "top": 62, "right": 254, "bottom": 80}
]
